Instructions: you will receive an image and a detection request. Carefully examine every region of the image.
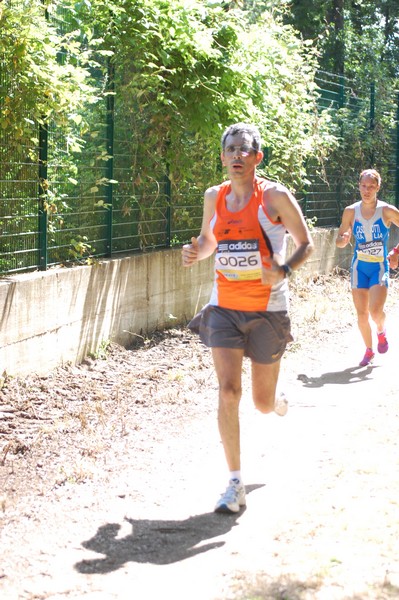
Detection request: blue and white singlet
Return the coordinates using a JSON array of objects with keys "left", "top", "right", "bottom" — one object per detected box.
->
[{"left": 351, "top": 200, "right": 390, "bottom": 289}]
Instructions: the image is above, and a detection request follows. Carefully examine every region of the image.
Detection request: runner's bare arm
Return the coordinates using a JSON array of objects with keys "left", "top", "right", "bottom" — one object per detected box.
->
[
  {"left": 182, "top": 187, "right": 218, "bottom": 267},
  {"left": 388, "top": 248, "right": 399, "bottom": 269},
  {"left": 336, "top": 206, "right": 354, "bottom": 248},
  {"left": 380, "top": 205, "right": 399, "bottom": 268},
  {"left": 384, "top": 204, "right": 399, "bottom": 228},
  {"left": 261, "top": 185, "right": 314, "bottom": 284},
  {"left": 269, "top": 186, "right": 314, "bottom": 265}
]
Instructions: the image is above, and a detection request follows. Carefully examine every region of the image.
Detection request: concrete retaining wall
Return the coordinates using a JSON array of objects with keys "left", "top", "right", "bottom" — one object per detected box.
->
[{"left": 1, "top": 227, "right": 396, "bottom": 376}]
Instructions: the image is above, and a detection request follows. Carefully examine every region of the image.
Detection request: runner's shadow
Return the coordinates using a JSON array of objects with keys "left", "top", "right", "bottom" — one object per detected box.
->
[
  {"left": 297, "top": 364, "right": 377, "bottom": 388},
  {"left": 75, "top": 484, "right": 263, "bottom": 574}
]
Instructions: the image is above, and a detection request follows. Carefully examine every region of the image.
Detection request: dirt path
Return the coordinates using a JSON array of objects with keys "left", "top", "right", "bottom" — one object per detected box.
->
[{"left": 1, "top": 273, "right": 399, "bottom": 600}]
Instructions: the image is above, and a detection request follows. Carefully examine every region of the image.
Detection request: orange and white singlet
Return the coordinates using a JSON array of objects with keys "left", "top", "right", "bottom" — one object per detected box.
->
[{"left": 208, "top": 177, "right": 289, "bottom": 312}]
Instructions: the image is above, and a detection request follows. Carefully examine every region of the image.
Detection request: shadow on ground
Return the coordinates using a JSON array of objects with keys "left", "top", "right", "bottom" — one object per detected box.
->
[
  {"left": 75, "top": 484, "right": 263, "bottom": 574},
  {"left": 297, "top": 364, "right": 377, "bottom": 388}
]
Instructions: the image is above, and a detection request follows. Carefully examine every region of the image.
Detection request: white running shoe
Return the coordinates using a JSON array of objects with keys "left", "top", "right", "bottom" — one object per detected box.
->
[
  {"left": 214, "top": 478, "right": 246, "bottom": 514},
  {"left": 274, "top": 392, "right": 288, "bottom": 417}
]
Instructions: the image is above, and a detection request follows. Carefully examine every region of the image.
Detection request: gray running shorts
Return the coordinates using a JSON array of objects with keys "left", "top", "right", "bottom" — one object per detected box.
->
[{"left": 188, "top": 304, "right": 293, "bottom": 364}]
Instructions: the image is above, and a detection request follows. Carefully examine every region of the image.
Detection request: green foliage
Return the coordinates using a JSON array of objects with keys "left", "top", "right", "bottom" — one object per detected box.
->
[
  {"left": 283, "top": 0, "right": 399, "bottom": 81},
  {"left": 3, "top": 0, "right": 398, "bottom": 274},
  {"left": 0, "top": 1, "right": 102, "bottom": 154},
  {"left": 91, "top": 339, "right": 111, "bottom": 360},
  {"left": 277, "top": 0, "right": 399, "bottom": 219},
  {"left": 68, "top": 236, "right": 96, "bottom": 262},
  {"left": 306, "top": 216, "right": 318, "bottom": 230},
  {"left": 76, "top": 0, "right": 337, "bottom": 195}
]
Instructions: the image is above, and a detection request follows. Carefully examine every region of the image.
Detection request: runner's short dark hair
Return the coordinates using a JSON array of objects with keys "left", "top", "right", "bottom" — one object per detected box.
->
[{"left": 221, "top": 123, "right": 262, "bottom": 152}]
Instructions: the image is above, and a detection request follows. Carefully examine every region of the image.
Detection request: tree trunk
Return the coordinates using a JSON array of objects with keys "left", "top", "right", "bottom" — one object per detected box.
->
[{"left": 328, "top": 0, "right": 345, "bottom": 74}]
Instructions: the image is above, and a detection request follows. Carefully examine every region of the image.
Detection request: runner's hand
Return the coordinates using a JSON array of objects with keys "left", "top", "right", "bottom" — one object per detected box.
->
[
  {"left": 261, "top": 257, "right": 285, "bottom": 285},
  {"left": 388, "top": 250, "right": 399, "bottom": 270},
  {"left": 337, "top": 231, "right": 351, "bottom": 246},
  {"left": 182, "top": 237, "right": 199, "bottom": 266}
]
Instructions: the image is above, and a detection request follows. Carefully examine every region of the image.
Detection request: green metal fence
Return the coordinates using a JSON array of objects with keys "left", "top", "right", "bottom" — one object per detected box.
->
[
  {"left": 301, "top": 71, "right": 399, "bottom": 227},
  {"left": 1, "top": 61, "right": 398, "bottom": 274}
]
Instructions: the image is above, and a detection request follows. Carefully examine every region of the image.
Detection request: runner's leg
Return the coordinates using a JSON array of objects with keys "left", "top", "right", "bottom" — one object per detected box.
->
[
  {"left": 368, "top": 284, "right": 388, "bottom": 333},
  {"left": 352, "top": 288, "right": 372, "bottom": 349},
  {"left": 251, "top": 359, "right": 281, "bottom": 414},
  {"left": 212, "top": 347, "right": 244, "bottom": 472}
]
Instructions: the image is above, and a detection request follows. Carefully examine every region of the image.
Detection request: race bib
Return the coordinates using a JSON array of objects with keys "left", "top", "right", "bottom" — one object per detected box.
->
[
  {"left": 357, "top": 240, "right": 384, "bottom": 263},
  {"left": 215, "top": 239, "right": 262, "bottom": 281}
]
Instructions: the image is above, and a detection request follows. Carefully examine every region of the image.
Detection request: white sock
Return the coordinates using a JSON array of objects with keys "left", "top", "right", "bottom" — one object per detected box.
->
[{"left": 230, "top": 470, "right": 242, "bottom": 483}]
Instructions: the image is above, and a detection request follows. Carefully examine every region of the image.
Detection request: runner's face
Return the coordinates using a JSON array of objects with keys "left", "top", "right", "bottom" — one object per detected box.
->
[
  {"left": 359, "top": 175, "right": 380, "bottom": 203},
  {"left": 221, "top": 133, "right": 263, "bottom": 177}
]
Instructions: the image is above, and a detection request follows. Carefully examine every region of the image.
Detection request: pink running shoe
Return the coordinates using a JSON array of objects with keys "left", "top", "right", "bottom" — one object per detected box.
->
[
  {"left": 377, "top": 331, "right": 388, "bottom": 354},
  {"left": 359, "top": 347, "right": 375, "bottom": 367}
]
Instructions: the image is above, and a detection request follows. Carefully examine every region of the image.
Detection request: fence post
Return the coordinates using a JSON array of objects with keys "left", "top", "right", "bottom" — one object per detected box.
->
[
  {"left": 165, "top": 163, "right": 171, "bottom": 248},
  {"left": 301, "top": 157, "right": 309, "bottom": 219},
  {"left": 336, "top": 75, "right": 345, "bottom": 220},
  {"left": 370, "top": 82, "right": 375, "bottom": 130},
  {"left": 369, "top": 82, "right": 375, "bottom": 166},
  {"left": 338, "top": 75, "right": 345, "bottom": 109},
  {"left": 105, "top": 58, "right": 115, "bottom": 257},
  {"left": 38, "top": 123, "right": 48, "bottom": 270},
  {"left": 396, "top": 92, "right": 399, "bottom": 208}
]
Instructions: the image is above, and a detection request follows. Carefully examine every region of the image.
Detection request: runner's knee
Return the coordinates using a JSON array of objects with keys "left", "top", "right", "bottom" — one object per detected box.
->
[
  {"left": 219, "top": 383, "right": 242, "bottom": 407},
  {"left": 253, "top": 391, "right": 275, "bottom": 414}
]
